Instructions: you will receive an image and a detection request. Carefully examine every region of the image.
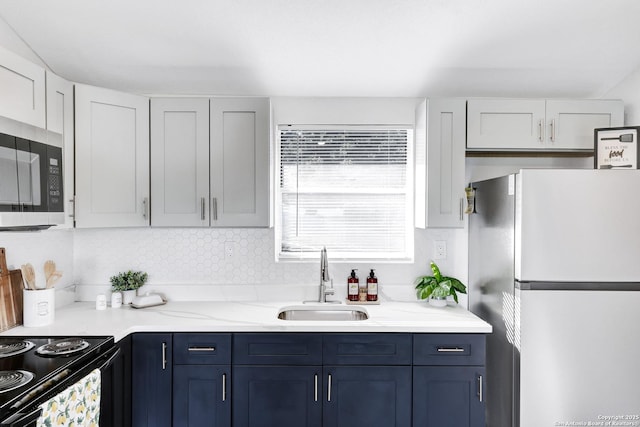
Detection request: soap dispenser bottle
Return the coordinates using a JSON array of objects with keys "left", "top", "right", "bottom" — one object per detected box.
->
[
  {"left": 348, "top": 269, "right": 359, "bottom": 301},
  {"left": 367, "top": 269, "right": 378, "bottom": 301}
]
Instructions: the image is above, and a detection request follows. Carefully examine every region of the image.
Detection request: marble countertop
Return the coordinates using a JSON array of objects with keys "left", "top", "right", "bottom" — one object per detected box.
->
[{"left": 1, "top": 300, "right": 492, "bottom": 341}]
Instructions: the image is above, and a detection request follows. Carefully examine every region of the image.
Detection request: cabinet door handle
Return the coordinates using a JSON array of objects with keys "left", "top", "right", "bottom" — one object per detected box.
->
[
  {"left": 222, "top": 373, "right": 227, "bottom": 402},
  {"left": 212, "top": 197, "right": 218, "bottom": 221},
  {"left": 68, "top": 197, "right": 75, "bottom": 219},
  {"left": 327, "top": 374, "right": 332, "bottom": 402},
  {"left": 436, "top": 347, "right": 465, "bottom": 353},
  {"left": 478, "top": 374, "right": 483, "bottom": 402},
  {"left": 188, "top": 346, "right": 215, "bottom": 352},
  {"left": 142, "top": 197, "right": 149, "bottom": 220},
  {"left": 538, "top": 119, "right": 544, "bottom": 142},
  {"left": 201, "top": 197, "right": 206, "bottom": 221},
  {"left": 550, "top": 119, "right": 556, "bottom": 142},
  {"left": 314, "top": 374, "right": 318, "bottom": 402},
  {"left": 459, "top": 198, "right": 464, "bottom": 221},
  {"left": 161, "top": 342, "right": 167, "bottom": 370}
]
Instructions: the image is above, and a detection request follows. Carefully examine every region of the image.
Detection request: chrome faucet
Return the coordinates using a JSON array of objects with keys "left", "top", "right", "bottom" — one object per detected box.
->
[{"left": 318, "top": 247, "right": 337, "bottom": 303}]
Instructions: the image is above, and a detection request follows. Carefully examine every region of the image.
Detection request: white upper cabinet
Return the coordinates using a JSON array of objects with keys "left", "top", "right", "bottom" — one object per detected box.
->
[
  {"left": 415, "top": 98, "right": 466, "bottom": 228},
  {"left": 75, "top": 84, "right": 150, "bottom": 228},
  {"left": 0, "top": 46, "right": 45, "bottom": 128},
  {"left": 545, "top": 100, "right": 623, "bottom": 150},
  {"left": 467, "top": 98, "right": 623, "bottom": 151},
  {"left": 46, "top": 72, "right": 74, "bottom": 228},
  {"left": 150, "top": 98, "right": 210, "bottom": 227},
  {"left": 210, "top": 97, "right": 270, "bottom": 227},
  {"left": 150, "top": 97, "right": 270, "bottom": 227}
]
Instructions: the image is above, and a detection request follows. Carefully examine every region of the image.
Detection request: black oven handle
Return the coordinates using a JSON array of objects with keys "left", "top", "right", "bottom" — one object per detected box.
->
[
  {"left": 96, "top": 345, "right": 121, "bottom": 371},
  {"left": 1, "top": 346, "right": 121, "bottom": 427}
]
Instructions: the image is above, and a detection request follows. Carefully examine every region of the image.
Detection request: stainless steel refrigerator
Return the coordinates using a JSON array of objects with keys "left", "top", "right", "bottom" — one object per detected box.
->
[{"left": 469, "top": 169, "right": 640, "bottom": 427}]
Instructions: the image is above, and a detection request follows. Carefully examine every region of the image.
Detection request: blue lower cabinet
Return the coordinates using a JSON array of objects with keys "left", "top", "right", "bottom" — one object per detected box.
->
[
  {"left": 132, "top": 333, "right": 172, "bottom": 427},
  {"left": 173, "top": 365, "right": 231, "bottom": 427},
  {"left": 322, "top": 366, "right": 412, "bottom": 427},
  {"left": 413, "top": 366, "right": 486, "bottom": 427},
  {"left": 232, "top": 366, "right": 322, "bottom": 427}
]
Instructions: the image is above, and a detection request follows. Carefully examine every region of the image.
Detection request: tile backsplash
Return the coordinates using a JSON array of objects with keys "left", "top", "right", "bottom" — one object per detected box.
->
[{"left": 3, "top": 226, "right": 468, "bottom": 306}]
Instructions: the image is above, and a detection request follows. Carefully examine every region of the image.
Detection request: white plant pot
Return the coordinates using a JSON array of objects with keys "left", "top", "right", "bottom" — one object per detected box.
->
[
  {"left": 122, "top": 289, "right": 136, "bottom": 305},
  {"left": 429, "top": 297, "right": 447, "bottom": 307}
]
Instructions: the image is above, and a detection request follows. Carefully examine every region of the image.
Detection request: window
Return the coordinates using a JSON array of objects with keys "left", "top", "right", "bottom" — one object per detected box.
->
[{"left": 276, "top": 125, "right": 413, "bottom": 261}]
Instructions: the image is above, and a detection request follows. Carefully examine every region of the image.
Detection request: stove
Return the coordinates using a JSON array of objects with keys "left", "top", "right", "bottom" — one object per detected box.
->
[
  {"left": 0, "top": 336, "right": 114, "bottom": 425},
  {"left": 0, "top": 341, "right": 34, "bottom": 359}
]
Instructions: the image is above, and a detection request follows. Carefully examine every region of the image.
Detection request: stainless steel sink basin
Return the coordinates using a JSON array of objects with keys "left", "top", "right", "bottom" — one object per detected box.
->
[{"left": 277, "top": 305, "right": 369, "bottom": 321}]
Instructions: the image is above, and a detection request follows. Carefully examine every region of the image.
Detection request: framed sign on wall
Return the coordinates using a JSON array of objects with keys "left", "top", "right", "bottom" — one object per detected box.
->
[{"left": 594, "top": 126, "right": 640, "bottom": 169}]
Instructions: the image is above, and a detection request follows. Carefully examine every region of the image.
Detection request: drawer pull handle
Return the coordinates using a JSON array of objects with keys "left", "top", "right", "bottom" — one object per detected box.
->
[
  {"left": 314, "top": 374, "right": 318, "bottom": 402},
  {"left": 161, "top": 342, "right": 167, "bottom": 370},
  {"left": 222, "top": 373, "right": 227, "bottom": 402},
  {"left": 188, "top": 346, "right": 216, "bottom": 352},
  {"left": 327, "top": 374, "right": 332, "bottom": 402},
  {"left": 436, "top": 347, "right": 465, "bottom": 353}
]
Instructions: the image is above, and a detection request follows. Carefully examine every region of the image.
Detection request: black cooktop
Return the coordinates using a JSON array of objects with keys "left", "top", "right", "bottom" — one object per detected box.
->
[{"left": 0, "top": 336, "right": 114, "bottom": 414}]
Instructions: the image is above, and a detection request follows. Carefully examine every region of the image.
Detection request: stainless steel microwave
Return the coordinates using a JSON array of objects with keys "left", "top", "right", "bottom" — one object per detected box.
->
[{"left": 0, "top": 115, "right": 64, "bottom": 230}]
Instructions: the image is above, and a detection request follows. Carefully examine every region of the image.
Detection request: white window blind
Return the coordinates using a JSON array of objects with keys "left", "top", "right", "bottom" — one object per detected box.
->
[{"left": 277, "top": 125, "right": 413, "bottom": 260}]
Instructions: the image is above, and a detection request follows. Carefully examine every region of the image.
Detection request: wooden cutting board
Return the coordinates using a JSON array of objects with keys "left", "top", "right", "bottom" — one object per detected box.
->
[{"left": 0, "top": 248, "right": 23, "bottom": 331}]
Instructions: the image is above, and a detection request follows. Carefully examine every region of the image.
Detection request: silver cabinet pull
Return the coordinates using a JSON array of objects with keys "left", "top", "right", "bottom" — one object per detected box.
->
[
  {"left": 437, "top": 347, "right": 465, "bottom": 353},
  {"left": 538, "top": 119, "right": 544, "bottom": 142},
  {"left": 142, "top": 197, "right": 149, "bottom": 220},
  {"left": 68, "top": 197, "right": 75, "bottom": 219},
  {"left": 212, "top": 197, "right": 218, "bottom": 221},
  {"left": 222, "top": 373, "right": 227, "bottom": 402},
  {"left": 161, "top": 342, "right": 167, "bottom": 370},
  {"left": 201, "top": 197, "right": 206, "bottom": 221},
  {"left": 478, "top": 375, "right": 483, "bottom": 402},
  {"left": 550, "top": 119, "right": 556, "bottom": 142},
  {"left": 188, "top": 346, "right": 216, "bottom": 352},
  {"left": 314, "top": 374, "right": 318, "bottom": 402},
  {"left": 459, "top": 198, "right": 464, "bottom": 221},
  {"left": 327, "top": 374, "right": 332, "bottom": 402}
]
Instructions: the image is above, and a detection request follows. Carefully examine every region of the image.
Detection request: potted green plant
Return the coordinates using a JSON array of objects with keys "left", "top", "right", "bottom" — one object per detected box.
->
[
  {"left": 110, "top": 270, "right": 148, "bottom": 304},
  {"left": 414, "top": 261, "right": 466, "bottom": 307}
]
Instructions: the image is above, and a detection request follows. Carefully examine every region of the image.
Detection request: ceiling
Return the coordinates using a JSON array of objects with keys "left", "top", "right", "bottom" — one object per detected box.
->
[{"left": 1, "top": 0, "right": 639, "bottom": 98}]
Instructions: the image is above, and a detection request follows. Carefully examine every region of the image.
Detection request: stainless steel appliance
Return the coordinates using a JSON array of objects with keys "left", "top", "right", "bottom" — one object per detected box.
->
[
  {"left": 0, "top": 336, "right": 117, "bottom": 426},
  {"left": 0, "top": 115, "right": 64, "bottom": 230},
  {"left": 469, "top": 169, "right": 640, "bottom": 427}
]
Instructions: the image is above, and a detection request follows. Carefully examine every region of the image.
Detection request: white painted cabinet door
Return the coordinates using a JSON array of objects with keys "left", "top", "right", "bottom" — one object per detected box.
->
[
  {"left": 150, "top": 98, "right": 210, "bottom": 227},
  {"left": 46, "top": 72, "right": 74, "bottom": 228},
  {"left": 210, "top": 97, "right": 270, "bottom": 227},
  {"left": 415, "top": 99, "right": 466, "bottom": 228},
  {"left": 467, "top": 99, "right": 546, "bottom": 150},
  {"left": 75, "top": 84, "right": 150, "bottom": 228},
  {"left": 545, "top": 99, "right": 623, "bottom": 150},
  {"left": 0, "top": 46, "right": 46, "bottom": 128}
]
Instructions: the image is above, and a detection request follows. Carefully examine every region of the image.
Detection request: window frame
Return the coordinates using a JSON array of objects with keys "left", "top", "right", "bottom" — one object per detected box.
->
[{"left": 274, "top": 124, "right": 415, "bottom": 262}]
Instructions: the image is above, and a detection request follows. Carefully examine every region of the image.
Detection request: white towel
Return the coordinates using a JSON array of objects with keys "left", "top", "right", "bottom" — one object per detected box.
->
[{"left": 37, "top": 368, "right": 101, "bottom": 427}]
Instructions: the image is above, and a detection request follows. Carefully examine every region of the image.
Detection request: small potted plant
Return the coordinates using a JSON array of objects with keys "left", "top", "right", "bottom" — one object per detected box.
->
[
  {"left": 110, "top": 270, "right": 148, "bottom": 305},
  {"left": 414, "top": 261, "right": 467, "bottom": 307}
]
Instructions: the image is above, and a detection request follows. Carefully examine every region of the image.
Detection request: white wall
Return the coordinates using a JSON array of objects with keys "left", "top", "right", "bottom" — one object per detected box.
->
[
  {"left": 603, "top": 68, "right": 640, "bottom": 125},
  {"left": 0, "top": 16, "right": 48, "bottom": 68},
  {"left": 0, "top": 229, "right": 75, "bottom": 307}
]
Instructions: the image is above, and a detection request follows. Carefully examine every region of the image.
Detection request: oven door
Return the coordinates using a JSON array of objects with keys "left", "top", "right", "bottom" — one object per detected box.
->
[{"left": 0, "top": 346, "right": 120, "bottom": 427}]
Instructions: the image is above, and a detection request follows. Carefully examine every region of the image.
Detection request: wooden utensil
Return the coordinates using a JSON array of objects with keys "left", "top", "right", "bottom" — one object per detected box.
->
[
  {"left": 21, "top": 263, "right": 36, "bottom": 290},
  {"left": 44, "top": 260, "right": 62, "bottom": 288}
]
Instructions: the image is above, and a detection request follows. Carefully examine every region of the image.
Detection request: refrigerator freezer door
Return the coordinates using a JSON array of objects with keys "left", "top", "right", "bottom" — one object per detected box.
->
[
  {"left": 517, "top": 288, "right": 640, "bottom": 427},
  {"left": 516, "top": 169, "right": 640, "bottom": 282}
]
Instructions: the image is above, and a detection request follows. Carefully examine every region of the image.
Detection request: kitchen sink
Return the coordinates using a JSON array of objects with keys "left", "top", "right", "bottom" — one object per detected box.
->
[{"left": 277, "top": 305, "right": 369, "bottom": 321}]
